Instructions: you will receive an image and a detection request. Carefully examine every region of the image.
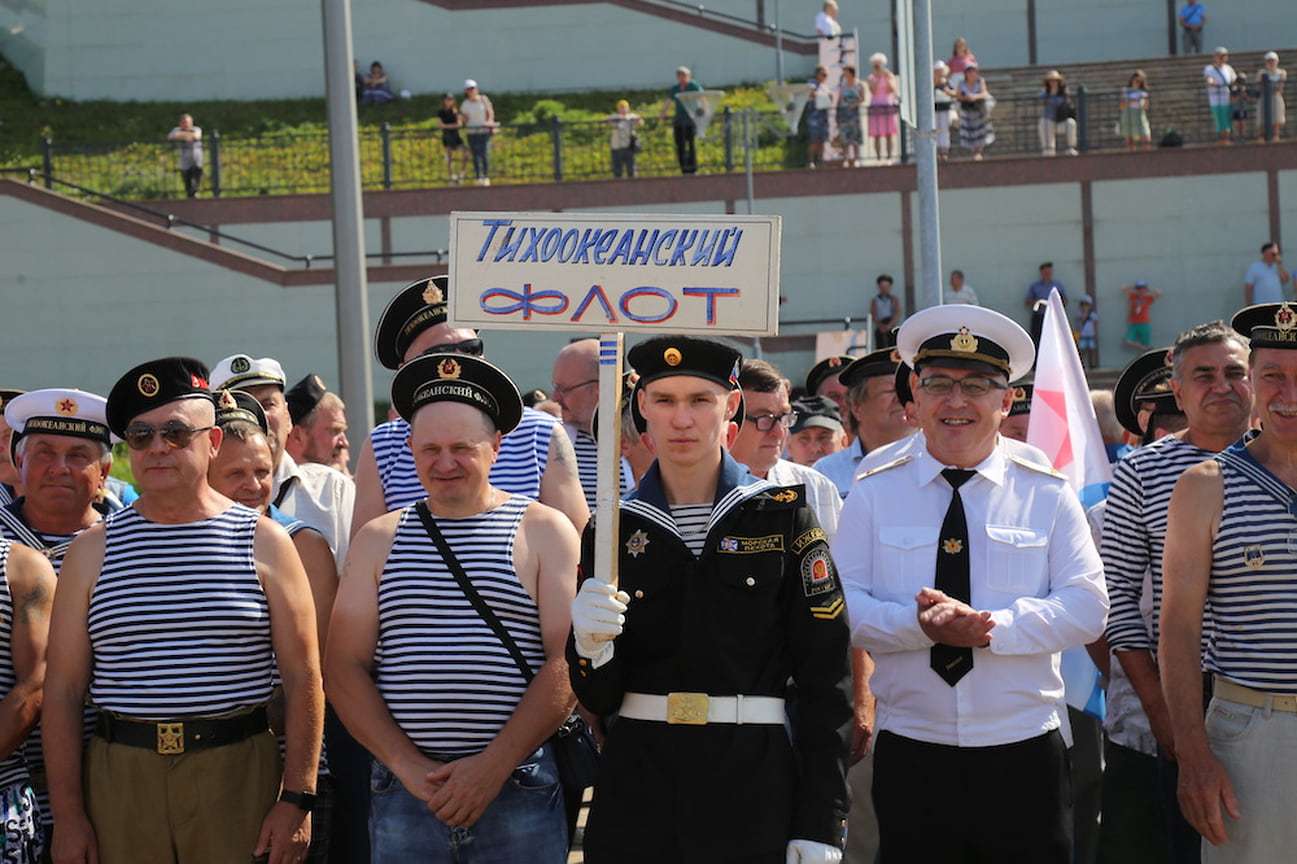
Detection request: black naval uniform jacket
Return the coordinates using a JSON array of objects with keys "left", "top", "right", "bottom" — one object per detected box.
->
[{"left": 568, "top": 452, "right": 853, "bottom": 863}]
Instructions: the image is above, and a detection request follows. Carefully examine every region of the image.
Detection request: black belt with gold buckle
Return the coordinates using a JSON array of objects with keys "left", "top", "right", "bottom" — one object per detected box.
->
[{"left": 95, "top": 707, "right": 269, "bottom": 755}]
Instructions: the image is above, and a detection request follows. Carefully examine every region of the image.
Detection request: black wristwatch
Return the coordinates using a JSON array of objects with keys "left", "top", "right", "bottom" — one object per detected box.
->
[{"left": 279, "top": 789, "right": 317, "bottom": 813}]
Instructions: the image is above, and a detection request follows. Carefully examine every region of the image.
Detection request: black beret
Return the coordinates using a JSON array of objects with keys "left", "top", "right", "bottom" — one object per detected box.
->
[
  {"left": 390, "top": 352, "right": 522, "bottom": 435},
  {"left": 1232, "top": 302, "right": 1297, "bottom": 350},
  {"left": 286, "top": 374, "right": 328, "bottom": 425},
  {"left": 805, "top": 355, "right": 853, "bottom": 396},
  {"left": 214, "top": 389, "right": 269, "bottom": 435},
  {"left": 106, "top": 357, "right": 213, "bottom": 438},
  {"left": 1113, "top": 347, "right": 1176, "bottom": 436},
  {"left": 375, "top": 275, "right": 451, "bottom": 370}
]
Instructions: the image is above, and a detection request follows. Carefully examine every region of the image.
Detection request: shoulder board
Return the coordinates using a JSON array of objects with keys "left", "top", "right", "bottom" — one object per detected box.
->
[
  {"left": 1008, "top": 454, "right": 1068, "bottom": 480},
  {"left": 752, "top": 484, "right": 806, "bottom": 509},
  {"left": 854, "top": 454, "right": 915, "bottom": 482}
]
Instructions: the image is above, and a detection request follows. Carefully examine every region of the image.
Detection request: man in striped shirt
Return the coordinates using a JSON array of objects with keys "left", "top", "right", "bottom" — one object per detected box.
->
[
  {"left": 44, "top": 356, "right": 324, "bottom": 864},
  {"left": 327, "top": 352, "right": 579, "bottom": 864},
  {"left": 550, "top": 338, "right": 603, "bottom": 511},
  {"left": 1162, "top": 303, "right": 1297, "bottom": 860},
  {"left": 1101, "top": 322, "right": 1252, "bottom": 863}
]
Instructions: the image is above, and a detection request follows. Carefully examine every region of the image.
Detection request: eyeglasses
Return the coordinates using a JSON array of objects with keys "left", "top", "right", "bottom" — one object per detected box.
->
[
  {"left": 917, "top": 375, "right": 1007, "bottom": 398},
  {"left": 420, "top": 338, "right": 484, "bottom": 358},
  {"left": 551, "top": 379, "right": 598, "bottom": 398},
  {"left": 745, "top": 411, "right": 799, "bottom": 432},
  {"left": 122, "top": 421, "right": 214, "bottom": 451}
]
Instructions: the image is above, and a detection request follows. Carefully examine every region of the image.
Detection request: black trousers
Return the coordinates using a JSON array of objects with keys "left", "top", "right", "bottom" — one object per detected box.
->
[
  {"left": 181, "top": 165, "right": 203, "bottom": 198},
  {"left": 873, "top": 729, "right": 1072, "bottom": 863},
  {"left": 673, "top": 123, "right": 697, "bottom": 174}
]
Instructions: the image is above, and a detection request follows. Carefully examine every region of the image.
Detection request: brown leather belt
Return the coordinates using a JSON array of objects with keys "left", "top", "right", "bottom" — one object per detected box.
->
[{"left": 95, "top": 707, "right": 269, "bottom": 755}]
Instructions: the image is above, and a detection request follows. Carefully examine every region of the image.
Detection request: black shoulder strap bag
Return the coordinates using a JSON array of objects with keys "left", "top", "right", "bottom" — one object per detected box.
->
[{"left": 413, "top": 501, "right": 600, "bottom": 796}]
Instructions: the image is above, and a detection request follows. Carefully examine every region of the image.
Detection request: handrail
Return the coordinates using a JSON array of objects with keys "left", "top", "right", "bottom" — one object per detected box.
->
[{"left": 4, "top": 169, "right": 447, "bottom": 268}]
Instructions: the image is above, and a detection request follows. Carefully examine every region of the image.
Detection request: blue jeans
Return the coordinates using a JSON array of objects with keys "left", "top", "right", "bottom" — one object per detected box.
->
[
  {"left": 467, "top": 132, "right": 491, "bottom": 179},
  {"left": 370, "top": 746, "right": 566, "bottom": 864}
]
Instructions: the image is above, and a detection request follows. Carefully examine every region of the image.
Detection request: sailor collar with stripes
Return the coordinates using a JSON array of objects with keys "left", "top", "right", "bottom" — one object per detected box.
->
[
  {"left": 0, "top": 498, "right": 109, "bottom": 564},
  {"left": 622, "top": 450, "right": 779, "bottom": 545}
]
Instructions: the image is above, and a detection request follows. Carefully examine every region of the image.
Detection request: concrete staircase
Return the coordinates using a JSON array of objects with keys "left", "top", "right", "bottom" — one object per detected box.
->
[{"left": 975, "top": 48, "right": 1290, "bottom": 154}]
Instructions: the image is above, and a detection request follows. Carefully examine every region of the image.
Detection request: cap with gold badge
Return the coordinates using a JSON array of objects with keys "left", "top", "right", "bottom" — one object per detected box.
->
[
  {"left": 896, "top": 305, "right": 1035, "bottom": 382},
  {"left": 0, "top": 390, "right": 23, "bottom": 413},
  {"left": 626, "top": 336, "right": 743, "bottom": 434},
  {"left": 838, "top": 346, "right": 901, "bottom": 389},
  {"left": 375, "top": 275, "right": 451, "bottom": 371},
  {"left": 1232, "top": 302, "right": 1297, "bottom": 350},
  {"left": 1007, "top": 381, "right": 1034, "bottom": 418},
  {"left": 210, "top": 354, "right": 287, "bottom": 392},
  {"left": 1113, "top": 347, "right": 1177, "bottom": 436},
  {"left": 805, "top": 355, "right": 854, "bottom": 397},
  {"left": 106, "top": 357, "right": 213, "bottom": 438},
  {"left": 213, "top": 389, "right": 269, "bottom": 435},
  {"left": 5, "top": 389, "right": 112, "bottom": 462},
  {"left": 390, "top": 352, "right": 523, "bottom": 434}
]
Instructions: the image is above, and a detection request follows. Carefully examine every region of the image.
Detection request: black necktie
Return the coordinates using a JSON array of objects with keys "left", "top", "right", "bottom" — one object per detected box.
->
[{"left": 932, "top": 468, "right": 976, "bottom": 686}]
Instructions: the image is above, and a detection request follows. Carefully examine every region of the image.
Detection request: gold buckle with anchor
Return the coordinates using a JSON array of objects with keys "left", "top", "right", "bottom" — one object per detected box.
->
[
  {"left": 156, "top": 722, "right": 185, "bottom": 755},
  {"left": 666, "top": 692, "right": 709, "bottom": 725}
]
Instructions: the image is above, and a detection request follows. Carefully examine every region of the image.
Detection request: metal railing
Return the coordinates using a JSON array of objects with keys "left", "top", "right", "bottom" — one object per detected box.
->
[{"left": 28, "top": 77, "right": 1287, "bottom": 200}]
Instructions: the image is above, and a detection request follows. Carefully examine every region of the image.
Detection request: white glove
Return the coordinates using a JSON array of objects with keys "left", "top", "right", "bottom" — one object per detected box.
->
[
  {"left": 571, "top": 580, "right": 630, "bottom": 669},
  {"left": 786, "top": 840, "right": 843, "bottom": 863}
]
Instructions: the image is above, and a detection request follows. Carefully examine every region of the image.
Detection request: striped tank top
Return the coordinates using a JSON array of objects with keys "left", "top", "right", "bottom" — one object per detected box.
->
[
  {"left": 570, "top": 427, "right": 629, "bottom": 512},
  {"left": 372, "top": 407, "right": 557, "bottom": 511},
  {"left": 375, "top": 496, "right": 544, "bottom": 758},
  {"left": 88, "top": 505, "right": 275, "bottom": 718},
  {"left": 1206, "top": 445, "right": 1297, "bottom": 692},
  {"left": 0, "top": 542, "right": 29, "bottom": 789}
]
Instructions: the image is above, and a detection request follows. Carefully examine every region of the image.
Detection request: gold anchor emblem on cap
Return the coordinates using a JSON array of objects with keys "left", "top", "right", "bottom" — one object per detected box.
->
[
  {"left": 950, "top": 327, "right": 979, "bottom": 353},
  {"left": 423, "top": 283, "right": 444, "bottom": 305},
  {"left": 663, "top": 347, "right": 682, "bottom": 367},
  {"left": 230, "top": 356, "right": 251, "bottom": 374}
]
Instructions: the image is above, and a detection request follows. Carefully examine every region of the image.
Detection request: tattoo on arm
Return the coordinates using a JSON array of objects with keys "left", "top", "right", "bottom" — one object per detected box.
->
[
  {"left": 551, "top": 431, "right": 577, "bottom": 473},
  {"left": 18, "top": 579, "right": 50, "bottom": 624}
]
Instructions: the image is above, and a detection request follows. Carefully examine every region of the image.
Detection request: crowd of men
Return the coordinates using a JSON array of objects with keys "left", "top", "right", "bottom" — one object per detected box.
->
[{"left": 0, "top": 273, "right": 1293, "bottom": 863}]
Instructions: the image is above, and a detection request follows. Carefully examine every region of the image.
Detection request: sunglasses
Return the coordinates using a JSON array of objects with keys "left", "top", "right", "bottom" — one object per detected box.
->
[
  {"left": 123, "top": 421, "right": 214, "bottom": 451},
  {"left": 420, "top": 338, "right": 485, "bottom": 358}
]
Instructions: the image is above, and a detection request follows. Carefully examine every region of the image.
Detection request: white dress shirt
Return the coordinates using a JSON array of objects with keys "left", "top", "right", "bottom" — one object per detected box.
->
[
  {"left": 273, "top": 452, "right": 355, "bottom": 567},
  {"left": 766, "top": 458, "right": 842, "bottom": 543},
  {"left": 834, "top": 443, "right": 1107, "bottom": 748}
]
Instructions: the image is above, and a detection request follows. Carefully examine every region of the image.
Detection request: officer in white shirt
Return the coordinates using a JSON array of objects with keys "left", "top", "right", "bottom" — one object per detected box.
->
[{"left": 834, "top": 305, "right": 1108, "bottom": 863}]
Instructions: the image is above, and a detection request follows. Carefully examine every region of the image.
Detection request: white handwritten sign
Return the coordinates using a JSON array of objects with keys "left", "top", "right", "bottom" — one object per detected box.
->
[{"left": 448, "top": 212, "right": 781, "bottom": 336}]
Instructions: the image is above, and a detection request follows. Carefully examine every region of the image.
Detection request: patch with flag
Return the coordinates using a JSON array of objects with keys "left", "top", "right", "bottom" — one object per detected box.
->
[
  {"left": 717, "top": 535, "right": 784, "bottom": 554},
  {"left": 801, "top": 548, "right": 837, "bottom": 597}
]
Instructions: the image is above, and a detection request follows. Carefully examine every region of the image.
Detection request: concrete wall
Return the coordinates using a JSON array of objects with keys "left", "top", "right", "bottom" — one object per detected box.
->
[
  {"left": 2, "top": 0, "right": 1293, "bottom": 102},
  {"left": 3, "top": 166, "right": 1291, "bottom": 414}
]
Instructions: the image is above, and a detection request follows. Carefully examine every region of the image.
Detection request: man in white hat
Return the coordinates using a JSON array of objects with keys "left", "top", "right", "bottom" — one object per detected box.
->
[
  {"left": 211, "top": 354, "right": 355, "bottom": 566},
  {"left": 1, "top": 389, "right": 118, "bottom": 846},
  {"left": 834, "top": 305, "right": 1108, "bottom": 862}
]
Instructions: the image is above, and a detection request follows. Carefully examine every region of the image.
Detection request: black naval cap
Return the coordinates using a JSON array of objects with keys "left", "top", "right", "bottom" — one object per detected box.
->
[
  {"left": 789, "top": 395, "right": 843, "bottom": 434},
  {"left": 839, "top": 346, "right": 901, "bottom": 389},
  {"left": 214, "top": 389, "right": 269, "bottom": 435},
  {"left": 390, "top": 352, "right": 523, "bottom": 435},
  {"left": 106, "top": 357, "right": 213, "bottom": 438},
  {"left": 627, "top": 335, "right": 742, "bottom": 391},
  {"left": 805, "top": 355, "right": 854, "bottom": 396},
  {"left": 375, "top": 275, "right": 451, "bottom": 371},
  {"left": 286, "top": 374, "right": 328, "bottom": 425},
  {"left": 1007, "top": 382, "right": 1034, "bottom": 418},
  {"left": 897, "top": 306, "right": 1035, "bottom": 382},
  {"left": 0, "top": 390, "right": 23, "bottom": 412},
  {"left": 1113, "top": 347, "right": 1177, "bottom": 436},
  {"left": 1232, "top": 302, "right": 1297, "bottom": 350}
]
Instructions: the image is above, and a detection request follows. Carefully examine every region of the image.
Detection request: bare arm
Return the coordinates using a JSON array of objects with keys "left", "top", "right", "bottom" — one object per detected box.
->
[
  {"left": 539, "top": 424, "right": 591, "bottom": 533},
  {"left": 44, "top": 526, "right": 105, "bottom": 864},
  {"left": 425, "top": 503, "right": 579, "bottom": 828},
  {"left": 255, "top": 520, "right": 324, "bottom": 864},
  {"left": 0, "top": 545, "right": 54, "bottom": 759},
  {"left": 292, "top": 528, "right": 339, "bottom": 655},
  {"left": 350, "top": 436, "right": 387, "bottom": 541},
  {"left": 849, "top": 648, "right": 875, "bottom": 763},
  {"left": 1159, "top": 462, "right": 1238, "bottom": 847}
]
